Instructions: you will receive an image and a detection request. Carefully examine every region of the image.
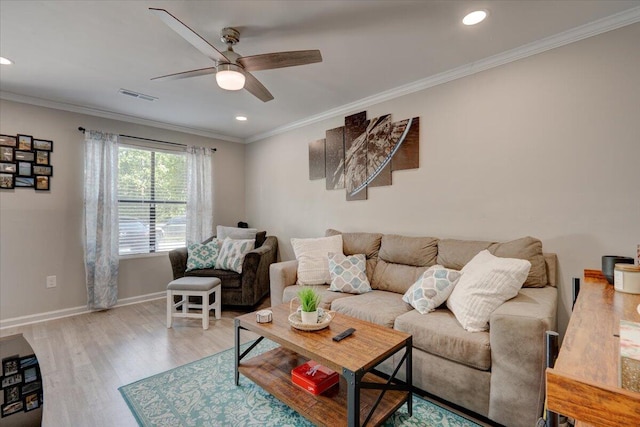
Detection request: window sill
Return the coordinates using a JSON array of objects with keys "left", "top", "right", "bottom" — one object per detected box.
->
[{"left": 119, "top": 251, "right": 169, "bottom": 260}]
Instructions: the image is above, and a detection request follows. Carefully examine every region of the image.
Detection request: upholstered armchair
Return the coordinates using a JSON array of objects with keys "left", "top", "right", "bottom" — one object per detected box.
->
[{"left": 168, "top": 232, "right": 278, "bottom": 307}]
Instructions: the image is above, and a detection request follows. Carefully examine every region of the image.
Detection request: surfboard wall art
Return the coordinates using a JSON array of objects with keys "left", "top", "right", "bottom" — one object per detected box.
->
[{"left": 308, "top": 111, "right": 419, "bottom": 201}]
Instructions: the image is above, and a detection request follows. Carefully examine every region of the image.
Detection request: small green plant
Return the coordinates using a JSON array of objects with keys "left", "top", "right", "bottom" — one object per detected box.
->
[{"left": 298, "top": 287, "right": 320, "bottom": 313}]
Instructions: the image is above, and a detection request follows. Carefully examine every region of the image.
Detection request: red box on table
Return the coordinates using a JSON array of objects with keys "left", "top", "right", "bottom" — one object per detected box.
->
[{"left": 291, "top": 360, "right": 339, "bottom": 395}]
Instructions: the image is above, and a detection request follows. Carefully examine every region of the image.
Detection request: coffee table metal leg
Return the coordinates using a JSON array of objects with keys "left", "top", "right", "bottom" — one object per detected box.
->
[
  {"left": 407, "top": 339, "right": 413, "bottom": 416},
  {"left": 234, "top": 318, "right": 240, "bottom": 386},
  {"left": 344, "top": 369, "right": 361, "bottom": 427}
]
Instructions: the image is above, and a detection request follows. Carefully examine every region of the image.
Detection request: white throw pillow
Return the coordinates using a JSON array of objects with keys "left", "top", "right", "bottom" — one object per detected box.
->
[
  {"left": 215, "top": 238, "right": 255, "bottom": 274},
  {"left": 186, "top": 239, "right": 221, "bottom": 272},
  {"left": 328, "top": 253, "right": 371, "bottom": 294},
  {"left": 216, "top": 225, "right": 258, "bottom": 241},
  {"left": 403, "top": 265, "right": 462, "bottom": 314},
  {"left": 446, "top": 250, "right": 531, "bottom": 332},
  {"left": 291, "top": 235, "right": 343, "bottom": 285}
]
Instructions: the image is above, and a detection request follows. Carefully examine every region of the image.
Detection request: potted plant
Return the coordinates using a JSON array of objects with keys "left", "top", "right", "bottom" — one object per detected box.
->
[{"left": 297, "top": 287, "right": 321, "bottom": 324}]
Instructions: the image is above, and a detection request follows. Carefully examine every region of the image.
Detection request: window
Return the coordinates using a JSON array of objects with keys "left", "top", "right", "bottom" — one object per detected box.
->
[{"left": 118, "top": 144, "right": 187, "bottom": 255}]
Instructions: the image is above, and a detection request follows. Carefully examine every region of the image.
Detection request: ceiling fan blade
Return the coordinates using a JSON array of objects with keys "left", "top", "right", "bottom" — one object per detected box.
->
[
  {"left": 238, "top": 50, "right": 322, "bottom": 72},
  {"left": 243, "top": 71, "right": 274, "bottom": 102},
  {"left": 149, "top": 8, "right": 229, "bottom": 63},
  {"left": 151, "top": 67, "right": 217, "bottom": 82}
]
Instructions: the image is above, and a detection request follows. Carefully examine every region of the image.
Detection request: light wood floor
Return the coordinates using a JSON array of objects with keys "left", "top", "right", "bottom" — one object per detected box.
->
[{"left": 0, "top": 298, "right": 268, "bottom": 427}]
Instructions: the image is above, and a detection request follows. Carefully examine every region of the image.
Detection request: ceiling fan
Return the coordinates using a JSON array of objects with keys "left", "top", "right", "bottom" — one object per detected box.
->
[{"left": 149, "top": 8, "right": 322, "bottom": 102}]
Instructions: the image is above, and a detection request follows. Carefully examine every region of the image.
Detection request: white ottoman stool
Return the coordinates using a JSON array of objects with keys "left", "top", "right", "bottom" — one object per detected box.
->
[{"left": 167, "top": 277, "right": 221, "bottom": 330}]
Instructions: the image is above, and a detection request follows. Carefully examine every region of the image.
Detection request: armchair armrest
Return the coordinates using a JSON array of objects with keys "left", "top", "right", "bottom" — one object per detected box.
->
[
  {"left": 269, "top": 260, "right": 298, "bottom": 306},
  {"left": 168, "top": 247, "right": 188, "bottom": 280},
  {"left": 488, "top": 286, "right": 557, "bottom": 427},
  {"left": 241, "top": 236, "right": 279, "bottom": 305}
]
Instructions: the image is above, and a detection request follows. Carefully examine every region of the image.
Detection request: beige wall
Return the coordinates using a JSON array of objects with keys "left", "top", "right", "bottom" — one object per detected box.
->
[
  {"left": 0, "top": 100, "right": 246, "bottom": 321},
  {"left": 245, "top": 23, "right": 640, "bottom": 337}
]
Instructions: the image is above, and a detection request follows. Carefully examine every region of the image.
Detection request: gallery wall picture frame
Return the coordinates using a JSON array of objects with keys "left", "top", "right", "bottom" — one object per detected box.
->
[
  {"left": 0, "top": 173, "right": 15, "bottom": 189},
  {"left": 0, "top": 163, "right": 16, "bottom": 173},
  {"left": 19, "top": 355, "right": 37, "bottom": 369},
  {"left": 21, "top": 380, "right": 40, "bottom": 395},
  {"left": 35, "top": 150, "right": 49, "bottom": 165},
  {"left": 3, "top": 385, "right": 21, "bottom": 405},
  {"left": 35, "top": 176, "right": 50, "bottom": 191},
  {"left": 0, "top": 135, "right": 17, "bottom": 147},
  {"left": 15, "top": 177, "right": 34, "bottom": 188},
  {"left": 17, "top": 134, "right": 33, "bottom": 151},
  {"left": 0, "top": 147, "right": 13, "bottom": 161},
  {"left": 2, "top": 356, "right": 20, "bottom": 376},
  {"left": 1, "top": 400, "right": 24, "bottom": 418},
  {"left": 15, "top": 151, "right": 35, "bottom": 162},
  {"left": 0, "top": 373, "right": 22, "bottom": 388},
  {"left": 24, "top": 392, "right": 40, "bottom": 412},
  {"left": 32, "top": 165, "right": 52, "bottom": 176},
  {"left": 17, "top": 161, "right": 32, "bottom": 177},
  {"left": 33, "top": 139, "right": 53, "bottom": 152}
]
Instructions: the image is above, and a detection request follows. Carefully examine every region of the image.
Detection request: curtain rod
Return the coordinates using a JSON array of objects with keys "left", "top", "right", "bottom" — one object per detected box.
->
[{"left": 77, "top": 127, "right": 216, "bottom": 151}]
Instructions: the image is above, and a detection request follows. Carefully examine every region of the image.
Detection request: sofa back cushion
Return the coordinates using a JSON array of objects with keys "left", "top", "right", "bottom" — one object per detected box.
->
[
  {"left": 371, "top": 234, "right": 438, "bottom": 294},
  {"left": 326, "top": 229, "right": 383, "bottom": 283},
  {"left": 437, "top": 236, "right": 547, "bottom": 288}
]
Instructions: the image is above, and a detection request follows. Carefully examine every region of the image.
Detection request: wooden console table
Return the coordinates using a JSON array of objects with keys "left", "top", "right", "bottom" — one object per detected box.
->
[{"left": 546, "top": 271, "right": 640, "bottom": 426}]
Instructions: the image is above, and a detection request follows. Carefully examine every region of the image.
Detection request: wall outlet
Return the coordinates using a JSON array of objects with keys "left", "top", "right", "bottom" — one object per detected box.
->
[{"left": 46, "top": 275, "right": 56, "bottom": 288}]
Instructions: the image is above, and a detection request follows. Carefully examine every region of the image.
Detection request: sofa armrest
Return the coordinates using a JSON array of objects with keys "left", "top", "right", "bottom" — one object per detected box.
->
[
  {"left": 488, "top": 286, "right": 557, "bottom": 427},
  {"left": 269, "top": 260, "right": 298, "bottom": 306},
  {"left": 168, "top": 247, "right": 188, "bottom": 280}
]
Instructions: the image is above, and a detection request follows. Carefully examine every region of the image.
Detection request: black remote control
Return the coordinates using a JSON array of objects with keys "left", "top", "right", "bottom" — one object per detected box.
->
[{"left": 332, "top": 328, "right": 355, "bottom": 342}]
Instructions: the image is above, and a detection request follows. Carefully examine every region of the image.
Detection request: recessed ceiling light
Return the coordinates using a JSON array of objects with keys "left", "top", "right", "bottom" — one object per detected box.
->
[
  {"left": 235, "top": 116, "right": 247, "bottom": 121},
  {"left": 0, "top": 57, "right": 13, "bottom": 65},
  {"left": 462, "top": 10, "right": 488, "bottom": 26}
]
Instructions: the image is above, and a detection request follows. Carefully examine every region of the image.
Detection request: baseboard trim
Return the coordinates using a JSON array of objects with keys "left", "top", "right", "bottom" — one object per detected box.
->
[{"left": 0, "top": 291, "right": 166, "bottom": 330}]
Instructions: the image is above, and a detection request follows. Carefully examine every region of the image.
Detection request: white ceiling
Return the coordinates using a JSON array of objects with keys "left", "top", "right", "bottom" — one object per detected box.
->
[{"left": 1, "top": 1, "right": 639, "bottom": 143}]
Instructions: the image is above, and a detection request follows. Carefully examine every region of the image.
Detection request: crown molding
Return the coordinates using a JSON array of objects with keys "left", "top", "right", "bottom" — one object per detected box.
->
[
  {"left": 246, "top": 6, "right": 640, "bottom": 143},
  {"left": 0, "top": 91, "right": 243, "bottom": 144}
]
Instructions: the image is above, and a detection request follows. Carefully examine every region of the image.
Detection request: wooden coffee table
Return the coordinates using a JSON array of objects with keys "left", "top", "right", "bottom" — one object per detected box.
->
[{"left": 234, "top": 304, "right": 413, "bottom": 427}]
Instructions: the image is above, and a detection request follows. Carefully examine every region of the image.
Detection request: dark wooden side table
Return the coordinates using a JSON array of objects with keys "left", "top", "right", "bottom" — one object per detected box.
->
[{"left": 546, "top": 270, "right": 640, "bottom": 426}]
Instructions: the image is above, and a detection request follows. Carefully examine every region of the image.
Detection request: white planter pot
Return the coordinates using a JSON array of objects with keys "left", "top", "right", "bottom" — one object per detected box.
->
[{"left": 300, "top": 310, "right": 318, "bottom": 324}]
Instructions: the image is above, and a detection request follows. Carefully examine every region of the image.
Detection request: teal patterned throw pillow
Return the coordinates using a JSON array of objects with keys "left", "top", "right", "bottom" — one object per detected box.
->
[
  {"left": 215, "top": 238, "right": 255, "bottom": 274},
  {"left": 328, "top": 252, "right": 371, "bottom": 294},
  {"left": 186, "top": 239, "right": 221, "bottom": 272},
  {"left": 403, "top": 265, "right": 462, "bottom": 314}
]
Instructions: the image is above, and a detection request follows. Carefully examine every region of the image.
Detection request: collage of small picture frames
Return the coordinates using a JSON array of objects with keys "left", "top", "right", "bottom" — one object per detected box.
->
[
  {"left": 0, "top": 134, "right": 53, "bottom": 191},
  {"left": 1, "top": 354, "right": 42, "bottom": 418}
]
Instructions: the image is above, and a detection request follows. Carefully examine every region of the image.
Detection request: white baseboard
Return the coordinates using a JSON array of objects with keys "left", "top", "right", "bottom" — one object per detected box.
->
[{"left": 0, "top": 291, "right": 166, "bottom": 330}]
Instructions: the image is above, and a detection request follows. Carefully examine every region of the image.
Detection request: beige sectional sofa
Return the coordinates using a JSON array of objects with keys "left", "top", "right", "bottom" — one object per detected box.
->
[{"left": 270, "top": 229, "right": 558, "bottom": 427}]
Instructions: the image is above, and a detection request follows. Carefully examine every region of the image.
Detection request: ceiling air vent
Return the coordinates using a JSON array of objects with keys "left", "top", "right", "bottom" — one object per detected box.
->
[{"left": 118, "top": 88, "right": 158, "bottom": 102}]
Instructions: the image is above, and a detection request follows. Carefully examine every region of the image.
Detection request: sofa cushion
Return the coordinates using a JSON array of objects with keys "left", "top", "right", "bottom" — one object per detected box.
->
[
  {"left": 330, "top": 291, "right": 413, "bottom": 328},
  {"left": 255, "top": 231, "right": 267, "bottom": 248},
  {"left": 447, "top": 250, "right": 531, "bottom": 332},
  {"left": 378, "top": 234, "right": 438, "bottom": 267},
  {"left": 282, "top": 284, "right": 352, "bottom": 310},
  {"left": 402, "top": 265, "right": 462, "bottom": 314},
  {"left": 292, "top": 235, "right": 343, "bottom": 285},
  {"left": 394, "top": 309, "right": 491, "bottom": 371},
  {"left": 372, "top": 260, "right": 429, "bottom": 294},
  {"left": 437, "top": 237, "right": 547, "bottom": 288},
  {"left": 326, "top": 229, "right": 382, "bottom": 283},
  {"left": 215, "top": 238, "right": 255, "bottom": 274},
  {"left": 328, "top": 253, "right": 371, "bottom": 294},
  {"left": 186, "top": 239, "right": 221, "bottom": 272},
  {"left": 489, "top": 237, "right": 547, "bottom": 288}
]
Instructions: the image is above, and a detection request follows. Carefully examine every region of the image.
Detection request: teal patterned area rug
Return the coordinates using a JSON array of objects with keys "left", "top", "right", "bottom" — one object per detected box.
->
[{"left": 119, "top": 340, "right": 480, "bottom": 427}]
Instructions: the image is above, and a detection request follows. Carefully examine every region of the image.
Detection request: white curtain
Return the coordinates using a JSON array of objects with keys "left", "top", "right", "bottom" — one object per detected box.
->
[
  {"left": 186, "top": 146, "right": 214, "bottom": 244},
  {"left": 83, "top": 130, "right": 119, "bottom": 310}
]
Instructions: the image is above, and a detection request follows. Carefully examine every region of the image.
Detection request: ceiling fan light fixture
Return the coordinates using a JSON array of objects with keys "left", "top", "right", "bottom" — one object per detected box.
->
[
  {"left": 0, "top": 56, "right": 14, "bottom": 65},
  {"left": 216, "top": 63, "right": 245, "bottom": 91},
  {"left": 463, "top": 10, "right": 488, "bottom": 26}
]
